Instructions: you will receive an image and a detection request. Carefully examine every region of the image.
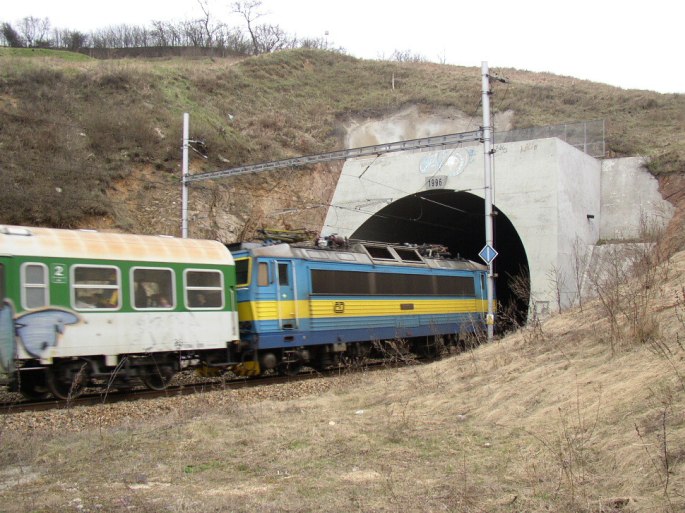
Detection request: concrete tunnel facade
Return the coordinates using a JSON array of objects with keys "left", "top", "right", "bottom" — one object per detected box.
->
[{"left": 321, "top": 137, "right": 603, "bottom": 320}]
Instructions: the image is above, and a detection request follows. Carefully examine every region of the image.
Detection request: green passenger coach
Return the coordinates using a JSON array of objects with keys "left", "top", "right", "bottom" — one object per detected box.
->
[{"left": 0, "top": 225, "right": 239, "bottom": 399}]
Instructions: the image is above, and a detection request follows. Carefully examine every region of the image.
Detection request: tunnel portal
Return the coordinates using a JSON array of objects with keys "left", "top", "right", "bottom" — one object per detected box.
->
[{"left": 350, "top": 191, "right": 530, "bottom": 325}]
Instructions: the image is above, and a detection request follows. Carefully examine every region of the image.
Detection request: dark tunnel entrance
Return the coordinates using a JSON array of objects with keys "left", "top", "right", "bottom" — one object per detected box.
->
[{"left": 350, "top": 190, "right": 530, "bottom": 327}]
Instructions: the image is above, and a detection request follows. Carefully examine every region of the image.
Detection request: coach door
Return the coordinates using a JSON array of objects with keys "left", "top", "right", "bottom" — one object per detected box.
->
[
  {"left": 275, "top": 260, "right": 298, "bottom": 329},
  {"left": 0, "top": 264, "right": 15, "bottom": 374}
]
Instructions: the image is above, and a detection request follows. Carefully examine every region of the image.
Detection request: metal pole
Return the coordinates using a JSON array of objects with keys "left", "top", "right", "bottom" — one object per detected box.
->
[
  {"left": 181, "top": 113, "right": 190, "bottom": 238},
  {"left": 482, "top": 62, "right": 495, "bottom": 341}
]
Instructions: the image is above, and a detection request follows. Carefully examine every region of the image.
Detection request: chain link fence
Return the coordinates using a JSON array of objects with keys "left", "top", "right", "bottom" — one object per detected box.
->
[{"left": 495, "top": 119, "right": 605, "bottom": 158}]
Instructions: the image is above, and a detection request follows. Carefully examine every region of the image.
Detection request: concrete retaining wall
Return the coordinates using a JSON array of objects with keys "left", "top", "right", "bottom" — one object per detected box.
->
[{"left": 323, "top": 139, "right": 674, "bottom": 315}]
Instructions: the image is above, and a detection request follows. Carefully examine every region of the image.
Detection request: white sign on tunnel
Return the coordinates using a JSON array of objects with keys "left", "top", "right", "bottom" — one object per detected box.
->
[{"left": 425, "top": 175, "right": 448, "bottom": 190}]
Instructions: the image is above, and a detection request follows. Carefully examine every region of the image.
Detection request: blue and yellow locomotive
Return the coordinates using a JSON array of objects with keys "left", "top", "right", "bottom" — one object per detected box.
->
[{"left": 231, "top": 238, "right": 489, "bottom": 375}]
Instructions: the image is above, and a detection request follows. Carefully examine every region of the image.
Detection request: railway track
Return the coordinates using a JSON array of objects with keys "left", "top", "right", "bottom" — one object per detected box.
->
[{"left": 0, "top": 359, "right": 404, "bottom": 414}]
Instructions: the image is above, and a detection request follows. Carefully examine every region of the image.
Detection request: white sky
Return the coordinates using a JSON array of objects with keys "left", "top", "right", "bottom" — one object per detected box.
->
[{"left": 2, "top": 0, "right": 683, "bottom": 94}]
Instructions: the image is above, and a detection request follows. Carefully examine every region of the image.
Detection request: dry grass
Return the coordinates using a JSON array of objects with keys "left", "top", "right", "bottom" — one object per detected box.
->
[{"left": 1, "top": 252, "right": 684, "bottom": 512}]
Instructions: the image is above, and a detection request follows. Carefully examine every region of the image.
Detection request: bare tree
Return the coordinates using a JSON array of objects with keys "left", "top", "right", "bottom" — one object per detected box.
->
[
  {"left": 150, "top": 21, "right": 170, "bottom": 46},
  {"left": 253, "top": 23, "right": 290, "bottom": 53},
  {"left": 547, "top": 264, "right": 566, "bottom": 312},
  {"left": 18, "top": 16, "right": 51, "bottom": 47},
  {"left": 571, "top": 237, "right": 590, "bottom": 311},
  {"left": 196, "top": 0, "right": 225, "bottom": 47},
  {"left": 390, "top": 49, "right": 426, "bottom": 63},
  {"left": 232, "top": 0, "right": 265, "bottom": 54},
  {"left": 60, "top": 29, "right": 89, "bottom": 50},
  {"left": 181, "top": 19, "right": 205, "bottom": 47}
]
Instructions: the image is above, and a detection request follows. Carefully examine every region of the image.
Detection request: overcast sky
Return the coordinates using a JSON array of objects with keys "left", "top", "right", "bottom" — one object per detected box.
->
[{"left": 2, "top": 0, "right": 683, "bottom": 94}]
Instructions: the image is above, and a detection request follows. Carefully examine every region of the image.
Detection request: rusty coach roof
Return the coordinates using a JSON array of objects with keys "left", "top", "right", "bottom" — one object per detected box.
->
[{"left": 0, "top": 225, "right": 233, "bottom": 265}]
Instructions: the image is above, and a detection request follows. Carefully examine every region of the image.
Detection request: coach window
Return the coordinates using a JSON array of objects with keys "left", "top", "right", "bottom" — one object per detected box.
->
[
  {"left": 72, "top": 265, "right": 120, "bottom": 310},
  {"left": 21, "top": 263, "right": 49, "bottom": 309},
  {"left": 132, "top": 268, "right": 174, "bottom": 309},
  {"left": 185, "top": 270, "right": 223, "bottom": 309},
  {"left": 257, "top": 262, "right": 269, "bottom": 286}
]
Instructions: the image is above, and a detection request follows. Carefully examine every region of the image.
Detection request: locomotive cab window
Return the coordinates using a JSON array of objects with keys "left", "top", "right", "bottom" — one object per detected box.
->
[
  {"left": 185, "top": 269, "right": 224, "bottom": 309},
  {"left": 72, "top": 265, "right": 120, "bottom": 310},
  {"left": 132, "top": 268, "right": 174, "bottom": 309},
  {"left": 21, "top": 263, "right": 49, "bottom": 309},
  {"left": 258, "top": 262, "right": 270, "bottom": 286},
  {"left": 235, "top": 258, "right": 250, "bottom": 287},
  {"left": 277, "top": 263, "right": 290, "bottom": 286}
]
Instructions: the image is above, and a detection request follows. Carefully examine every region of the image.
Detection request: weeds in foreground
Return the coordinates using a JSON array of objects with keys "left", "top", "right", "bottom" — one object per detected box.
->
[
  {"left": 529, "top": 383, "right": 602, "bottom": 510},
  {"left": 635, "top": 388, "right": 683, "bottom": 512},
  {"left": 650, "top": 286, "right": 685, "bottom": 393}
]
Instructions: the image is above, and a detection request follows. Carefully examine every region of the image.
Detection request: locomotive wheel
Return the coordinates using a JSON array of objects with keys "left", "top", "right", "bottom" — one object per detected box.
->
[
  {"left": 277, "top": 363, "right": 302, "bottom": 376},
  {"left": 415, "top": 336, "right": 447, "bottom": 359},
  {"left": 18, "top": 370, "right": 49, "bottom": 400},
  {"left": 277, "top": 358, "right": 303, "bottom": 377},
  {"left": 277, "top": 350, "right": 305, "bottom": 376},
  {"left": 142, "top": 367, "right": 174, "bottom": 391},
  {"left": 46, "top": 364, "right": 86, "bottom": 401}
]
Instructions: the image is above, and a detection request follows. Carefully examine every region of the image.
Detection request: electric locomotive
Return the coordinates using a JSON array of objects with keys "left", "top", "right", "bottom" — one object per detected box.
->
[
  {"left": 0, "top": 225, "right": 239, "bottom": 399},
  {"left": 230, "top": 237, "right": 489, "bottom": 375}
]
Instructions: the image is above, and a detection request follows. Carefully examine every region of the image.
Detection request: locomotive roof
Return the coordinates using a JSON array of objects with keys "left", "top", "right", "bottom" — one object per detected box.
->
[
  {"left": 234, "top": 242, "right": 487, "bottom": 271},
  {"left": 0, "top": 225, "right": 233, "bottom": 265}
]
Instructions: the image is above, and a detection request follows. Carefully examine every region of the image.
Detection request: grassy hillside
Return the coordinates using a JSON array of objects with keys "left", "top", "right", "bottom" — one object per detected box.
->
[{"left": 0, "top": 47, "right": 683, "bottom": 237}]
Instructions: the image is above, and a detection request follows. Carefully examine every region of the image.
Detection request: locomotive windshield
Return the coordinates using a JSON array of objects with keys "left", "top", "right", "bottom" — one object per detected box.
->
[{"left": 235, "top": 258, "right": 250, "bottom": 287}]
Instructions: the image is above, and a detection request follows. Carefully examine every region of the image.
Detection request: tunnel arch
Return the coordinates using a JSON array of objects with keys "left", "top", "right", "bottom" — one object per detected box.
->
[{"left": 350, "top": 190, "right": 530, "bottom": 326}]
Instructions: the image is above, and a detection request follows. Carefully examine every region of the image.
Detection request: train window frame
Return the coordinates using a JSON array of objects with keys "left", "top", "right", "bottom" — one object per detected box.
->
[
  {"left": 310, "top": 269, "right": 476, "bottom": 297},
  {"left": 277, "top": 263, "right": 290, "bottom": 286},
  {"left": 235, "top": 258, "right": 251, "bottom": 287},
  {"left": 131, "top": 267, "right": 175, "bottom": 310},
  {"left": 20, "top": 262, "right": 49, "bottom": 310},
  {"left": 362, "top": 245, "right": 396, "bottom": 261},
  {"left": 393, "top": 248, "right": 425, "bottom": 264},
  {"left": 257, "top": 262, "right": 270, "bottom": 286},
  {"left": 184, "top": 269, "right": 224, "bottom": 310},
  {"left": 71, "top": 265, "right": 121, "bottom": 311}
]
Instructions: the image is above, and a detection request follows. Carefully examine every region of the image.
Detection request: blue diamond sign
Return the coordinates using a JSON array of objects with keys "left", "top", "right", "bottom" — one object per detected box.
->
[{"left": 478, "top": 244, "right": 498, "bottom": 265}]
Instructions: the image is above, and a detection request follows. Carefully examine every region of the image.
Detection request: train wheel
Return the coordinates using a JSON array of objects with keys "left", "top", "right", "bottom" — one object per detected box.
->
[
  {"left": 18, "top": 370, "right": 49, "bottom": 400},
  {"left": 142, "top": 367, "right": 174, "bottom": 391},
  {"left": 277, "top": 350, "right": 304, "bottom": 376},
  {"left": 423, "top": 336, "right": 447, "bottom": 359},
  {"left": 277, "top": 361, "right": 303, "bottom": 377},
  {"left": 46, "top": 363, "right": 86, "bottom": 401}
]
